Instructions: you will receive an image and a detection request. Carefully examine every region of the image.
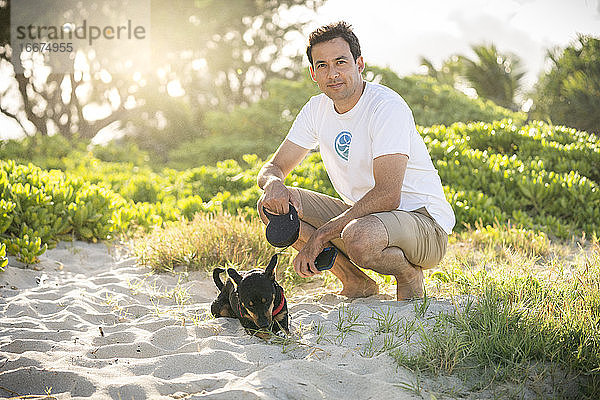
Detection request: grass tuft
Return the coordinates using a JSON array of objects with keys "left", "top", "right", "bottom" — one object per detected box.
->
[
  {"left": 458, "top": 219, "right": 551, "bottom": 258},
  {"left": 411, "top": 241, "right": 600, "bottom": 398},
  {"left": 132, "top": 211, "right": 309, "bottom": 289}
]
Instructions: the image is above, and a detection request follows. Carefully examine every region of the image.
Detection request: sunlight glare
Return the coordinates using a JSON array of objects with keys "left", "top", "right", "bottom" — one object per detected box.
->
[
  {"left": 167, "top": 80, "right": 185, "bottom": 97},
  {"left": 192, "top": 58, "right": 207, "bottom": 71},
  {"left": 99, "top": 69, "right": 112, "bottom": 84}
]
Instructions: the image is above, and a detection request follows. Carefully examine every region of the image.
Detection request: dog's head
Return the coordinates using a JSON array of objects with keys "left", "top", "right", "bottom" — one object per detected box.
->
[{"left": 227, "top": 254, "right": 279, "bottom": 330}]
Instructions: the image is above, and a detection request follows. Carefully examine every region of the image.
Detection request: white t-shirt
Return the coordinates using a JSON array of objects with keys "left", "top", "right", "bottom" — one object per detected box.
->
[{"left": 286, "top": 81, "right": 455, "bottom": 234}]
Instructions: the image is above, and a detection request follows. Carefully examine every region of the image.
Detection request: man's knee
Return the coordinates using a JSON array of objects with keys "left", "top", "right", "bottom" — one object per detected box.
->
[{"left": 341, "top": 216, "right": 387, "bottom": 266}]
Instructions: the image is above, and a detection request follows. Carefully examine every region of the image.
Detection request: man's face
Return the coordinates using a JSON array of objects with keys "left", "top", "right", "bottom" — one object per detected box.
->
[{"left": 309, "top": 37, "right": 364, "bottom": 111}]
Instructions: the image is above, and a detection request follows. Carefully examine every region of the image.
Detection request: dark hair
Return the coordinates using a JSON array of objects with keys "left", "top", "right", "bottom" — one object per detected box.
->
[{"left": 306, "top": 21, "right": 361, "bottom": 67}]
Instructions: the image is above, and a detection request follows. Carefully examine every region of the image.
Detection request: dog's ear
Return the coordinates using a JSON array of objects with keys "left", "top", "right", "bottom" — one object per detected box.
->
[
  {"left": 227, "top": 268, "right": 243, "bottom": 286},
  {"left": 213, "top": 267, "right": 226, "bottom": 291},
  {"left": 265, "top": 254, "right": 277, "bottom": 280}
]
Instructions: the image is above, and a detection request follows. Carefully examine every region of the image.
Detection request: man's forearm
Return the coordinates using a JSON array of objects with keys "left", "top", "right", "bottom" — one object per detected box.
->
[
  {"left": 257, "top": 162, "right": 285, "bottom": 190},
  {"left": 315, "top": 186, "right": 400, "bottom": 244}
]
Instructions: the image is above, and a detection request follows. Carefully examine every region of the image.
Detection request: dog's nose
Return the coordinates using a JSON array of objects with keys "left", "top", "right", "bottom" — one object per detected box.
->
[{"left": 258, "top": 318, "right": 271, "bottom": 329}]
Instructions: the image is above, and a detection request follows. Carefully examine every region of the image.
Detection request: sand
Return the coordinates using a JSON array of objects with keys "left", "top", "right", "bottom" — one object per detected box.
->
[{"left": 0, "top": 241, "right": 561, "bottom": 399}]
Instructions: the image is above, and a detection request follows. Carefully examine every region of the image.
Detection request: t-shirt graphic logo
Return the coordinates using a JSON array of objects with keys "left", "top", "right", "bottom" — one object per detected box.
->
[{"left": 335, "top": 131, "right": 352, "bottom": 161}]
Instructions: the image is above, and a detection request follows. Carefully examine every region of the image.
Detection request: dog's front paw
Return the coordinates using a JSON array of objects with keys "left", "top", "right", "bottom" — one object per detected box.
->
[
  {"left": 256, "top": 331, "right": 272, "bottom": 340},
  {"left": 245, "top": 328, "right": 271, "bottom": 340}
]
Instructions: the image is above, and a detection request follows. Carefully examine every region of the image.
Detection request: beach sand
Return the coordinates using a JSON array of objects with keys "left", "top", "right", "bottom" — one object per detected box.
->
[{"left": 0, "top": 241, "right": 561, "bottom": 399}]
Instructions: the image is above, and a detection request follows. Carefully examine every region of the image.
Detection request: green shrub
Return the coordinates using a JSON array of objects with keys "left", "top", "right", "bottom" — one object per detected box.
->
[
  {"left": 2, "top": 162, "right": 73, "bottom": 248},
  {"left": 0, "top": 134, "right": 152, "bottom": 169},
  {"left": 445, "top": 120, "right": 600, "bottom": 183},
  {"left": 167, "top": 135, "right": 277, "bottom": 168},
  {"left": 531, "top": 35, "right": 600, "bottom": 134},
  {"left": 67, "top": 184, "right": 125, "bottom": 242},
  {"left": 460, "top": 219, "right": 550, "bottom": 257},
  {"left": 422, "top": 121, "right": 600, "bottom": 238},
  {"left": 0, "top": 242, "right": 7, "bottom": 270},
  {"left": 1, "top": 114, "right": 597, "bottom": 260},
  {"left": 4, "top": 225, "right": 47, "bottom": 264},
  {"left": 0, "top": 199, "right": 15, "bottom": 235},
  {"left": 119, "top": 174, "right": 164, "bottom": 203},
  {"left": 91, "top": 140, "right": 150, "bottom": 165},
  {"left": 0, "top": 160, "right": 152, "bottom": 259},
  {"left": 0, "top": 135, "right": 87, "bottom": 170},
  {"left": 365, "top": 67, "right": 526, "bottom": 126},
  {"left": 177, "top": 195, "right": 204, "bottom": 220}
]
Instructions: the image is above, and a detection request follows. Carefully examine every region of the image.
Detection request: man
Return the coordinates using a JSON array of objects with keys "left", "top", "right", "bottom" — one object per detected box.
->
[{"left": 256, "top": 21, "right": 455, "bottom": 300}]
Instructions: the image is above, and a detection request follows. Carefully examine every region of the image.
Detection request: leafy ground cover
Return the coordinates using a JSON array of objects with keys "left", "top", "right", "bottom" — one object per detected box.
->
[{"left": 1, "top": 118, "right": 597, "bottom": 263}]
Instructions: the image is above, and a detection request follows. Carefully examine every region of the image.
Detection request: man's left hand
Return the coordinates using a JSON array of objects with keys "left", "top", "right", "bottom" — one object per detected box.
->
[{"left": 293, "top": 232, "right": 326, "bottom": 278}]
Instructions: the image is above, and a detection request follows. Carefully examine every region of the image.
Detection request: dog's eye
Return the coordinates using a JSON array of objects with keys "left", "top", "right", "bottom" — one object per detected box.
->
[{"left": 262, "top": 298, "right": 266, "bottom": 303}]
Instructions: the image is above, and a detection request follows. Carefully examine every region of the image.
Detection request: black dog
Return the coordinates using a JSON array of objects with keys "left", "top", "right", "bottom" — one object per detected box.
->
[{"left": 210, "top": 254, "right": 289, "bottom": 337}]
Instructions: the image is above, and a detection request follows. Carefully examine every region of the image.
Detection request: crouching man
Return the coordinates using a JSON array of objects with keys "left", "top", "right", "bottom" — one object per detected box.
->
[{"left": 257, "top": 21, "right": 455, "bottom": 300}]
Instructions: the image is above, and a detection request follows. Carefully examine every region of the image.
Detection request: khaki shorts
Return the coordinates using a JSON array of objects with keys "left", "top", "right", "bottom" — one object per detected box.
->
[{"left": 295, "top": 188, "right": 448, "bottom": 269}]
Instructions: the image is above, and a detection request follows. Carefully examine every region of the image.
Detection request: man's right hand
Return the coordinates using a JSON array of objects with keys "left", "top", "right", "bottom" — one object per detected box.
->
[
  {"left": 257, "top": 139, "right": 309, "bottom": 217},
  {"left": 261, "top": 179, "right": 302, "bottom": 217}
]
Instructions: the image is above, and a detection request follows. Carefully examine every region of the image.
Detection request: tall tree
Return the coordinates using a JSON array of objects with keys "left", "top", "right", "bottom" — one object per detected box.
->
[
  {"left": 1, "top": 0, "right": 136, "bottom": 138},
  {"left": 530, "top": 35, "right": 600, "bottom": 134},
  {"left": 459, "top": 44, "right": 525, "bottom": 111},
  {"left": 149, "top": 0, "right": 324, "bottom": 107}
]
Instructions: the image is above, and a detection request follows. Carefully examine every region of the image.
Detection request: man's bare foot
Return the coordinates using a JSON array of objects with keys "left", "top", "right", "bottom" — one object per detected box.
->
[
  {"left": 339, "top": 278, "right": 379, "bottom": 298},
  {"left": 395, "top": 266, "right": 424, "bottom": 300}
]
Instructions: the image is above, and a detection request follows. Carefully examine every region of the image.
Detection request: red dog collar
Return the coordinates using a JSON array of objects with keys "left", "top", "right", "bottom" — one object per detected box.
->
[{"left": 272, "top": 287, "right": 286, "bottom": 316}]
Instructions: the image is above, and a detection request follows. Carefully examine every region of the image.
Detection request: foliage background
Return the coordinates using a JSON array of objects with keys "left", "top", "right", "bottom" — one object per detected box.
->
[{"left": 0, "top": 0, "right": 598, "bottom": 261}]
